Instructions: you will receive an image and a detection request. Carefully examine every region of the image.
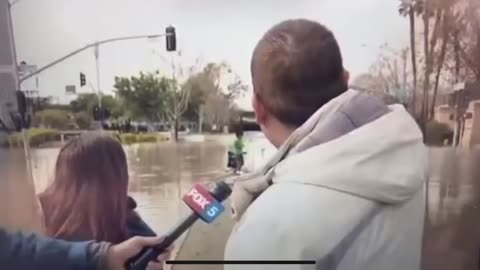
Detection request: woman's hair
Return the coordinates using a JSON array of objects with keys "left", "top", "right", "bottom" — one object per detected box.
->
[{"left": 39, "top": 133, "right": 130, "bottom": 243}]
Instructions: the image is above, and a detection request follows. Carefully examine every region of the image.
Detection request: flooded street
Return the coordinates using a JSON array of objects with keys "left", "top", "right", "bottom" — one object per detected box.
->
[
  {"left": 425, "top": 147, "right": 480, "bottom": 270},
  {"left": 31, "top": 136, "right": 232, "bottom": 234},
  {"left": 1, "top": 136, "right": 480, "bottom": 270}
]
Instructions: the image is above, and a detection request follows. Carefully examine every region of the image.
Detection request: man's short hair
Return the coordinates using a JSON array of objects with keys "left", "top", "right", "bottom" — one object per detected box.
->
[
  {"left": 251, "top": 19, "right": 348, "bottom": 127},
  {"left": 235, "top": 129, "right": 244, "bottom": 137}
]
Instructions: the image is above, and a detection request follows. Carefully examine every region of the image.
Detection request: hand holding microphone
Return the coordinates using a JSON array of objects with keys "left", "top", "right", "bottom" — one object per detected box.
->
[
  {"left": 126, "top": 181, "right": 232, "bottom": 270},
  {"left": 106, "top": 236, "right": 165, "bottom": 270}
]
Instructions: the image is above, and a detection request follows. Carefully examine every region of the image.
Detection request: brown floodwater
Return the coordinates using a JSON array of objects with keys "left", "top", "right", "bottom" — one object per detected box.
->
[
  {"left": 0, "top": 136, "right": 479, "bottom": 270},
  {"left": 424, "top": 147, "right": 480, "bottom": 270}
]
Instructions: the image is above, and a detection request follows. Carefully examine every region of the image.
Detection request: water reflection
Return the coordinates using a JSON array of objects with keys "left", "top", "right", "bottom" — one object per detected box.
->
[{"left": 425, "top": 147, "right": 480, "bottom": 270}]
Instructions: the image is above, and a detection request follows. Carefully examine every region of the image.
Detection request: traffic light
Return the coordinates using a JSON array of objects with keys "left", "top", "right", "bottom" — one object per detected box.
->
[
  {"left": 166, "top": 25, "right": 176, "bottom": 52},
  {"left": 80, "top": 72, "right": 86, "bottom": 87}
]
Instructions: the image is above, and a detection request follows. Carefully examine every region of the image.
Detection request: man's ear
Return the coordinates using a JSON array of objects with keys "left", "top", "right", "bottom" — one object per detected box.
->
[
  {"left": 252, "top": 94, "right": 266, "bottom": 125},
  {"left": 343, "top": 69, "right": 350, "bottom": 84}
]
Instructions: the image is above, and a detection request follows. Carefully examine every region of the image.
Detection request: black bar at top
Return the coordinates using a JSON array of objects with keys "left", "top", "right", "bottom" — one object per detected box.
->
[{"left": 165, "top": 260, "right": 316, "bottom": 265}]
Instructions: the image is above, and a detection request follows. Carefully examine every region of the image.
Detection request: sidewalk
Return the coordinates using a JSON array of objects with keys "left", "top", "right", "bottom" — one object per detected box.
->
[{"left": 170, "top": 198, "right": 235, "bottom": 270}]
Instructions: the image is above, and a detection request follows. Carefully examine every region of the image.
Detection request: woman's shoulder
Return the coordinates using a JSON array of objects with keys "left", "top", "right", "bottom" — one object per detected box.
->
[
  {"left": 127, "top": 196, "right": 157, "bottom": 237},
  {"left": 128, "top": 196, "right": 137, "bottom": 209}
]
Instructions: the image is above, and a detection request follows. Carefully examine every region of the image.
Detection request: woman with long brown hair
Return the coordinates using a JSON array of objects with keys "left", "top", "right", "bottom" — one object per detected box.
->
[{"left": 38, "top": 133, "right": 168, "bottom": 269}]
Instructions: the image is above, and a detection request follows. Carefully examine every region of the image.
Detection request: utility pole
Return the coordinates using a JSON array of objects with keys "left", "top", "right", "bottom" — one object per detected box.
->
[
  {"left": 452, "top": 82, "right": 466, "bottom": 147},
  {"left": 452, "top": 92, "right": 459, "bottom": 147},
  {"left": 199, "top": 105, "right": 204, "bottom": 134},
  {"left": 94, "top": 43, "right": 103, "bottom": 129},
  {"left": 94, "top": 44, "right": 101, "bottom": 110},
  {"left": 171, "top": 54, "right": 178, "bottom": 140}
]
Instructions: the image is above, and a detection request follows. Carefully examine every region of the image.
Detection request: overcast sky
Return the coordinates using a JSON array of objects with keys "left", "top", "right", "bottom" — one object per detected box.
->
[{"left": 11, "top": 0, "right": 409, "bottom": 109}]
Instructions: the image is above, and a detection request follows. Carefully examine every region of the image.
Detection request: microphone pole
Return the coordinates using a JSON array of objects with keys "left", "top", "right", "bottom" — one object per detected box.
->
[{"left": 126, "top": 181, "right": 232, "bottom": 270}]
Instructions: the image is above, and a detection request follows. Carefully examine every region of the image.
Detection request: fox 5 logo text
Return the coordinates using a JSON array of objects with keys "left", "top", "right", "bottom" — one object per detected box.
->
[{"left": 183, "top": 184, "right": 224, "bottom": 223}]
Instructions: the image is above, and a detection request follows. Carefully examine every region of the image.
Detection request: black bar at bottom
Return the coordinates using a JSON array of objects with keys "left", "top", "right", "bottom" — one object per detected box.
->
[{"left": 166, "top": 260, "right": 316, "bottom": 265}]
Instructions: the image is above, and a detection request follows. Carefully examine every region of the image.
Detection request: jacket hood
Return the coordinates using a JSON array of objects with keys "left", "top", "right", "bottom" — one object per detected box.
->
[
  {"left": 229, "top": 89, "right": 428, "bottom": 221},
  {"left": 273, "top": 103, "right": 428, "bottom": 204}
]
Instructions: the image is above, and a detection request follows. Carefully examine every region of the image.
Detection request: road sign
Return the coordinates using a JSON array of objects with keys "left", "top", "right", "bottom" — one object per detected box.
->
[{"left": 65, "top": 85, "right": 76, "bottom": 95}]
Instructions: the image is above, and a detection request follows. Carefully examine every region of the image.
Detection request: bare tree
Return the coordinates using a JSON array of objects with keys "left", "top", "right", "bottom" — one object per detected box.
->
[
  {"left": 163, "top": 51, "right": 200, "bottom": 141},
  {"left": 351, "top": 73, "right": 388, "bottom": 93},
  {"left": 457, "top": 0, "right": 480, "bottom": 80},
  {"left": 429, "top": 0, "right": 455, "bottom": 119},
  {"left": 353, "top": 45, "right": 413, "bottom": 106},
  {"left": 188, "top": 62, "right": 247, "bottom": 131},
  {"left": 397, "top": 0, "right": 466, "bottom": 126}
]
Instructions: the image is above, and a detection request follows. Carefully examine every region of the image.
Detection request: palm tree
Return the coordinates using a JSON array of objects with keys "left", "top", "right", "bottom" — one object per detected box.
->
[
  {"left": 429, "top": 0, "right": 455, "bottom": 120},
  {"left": 398, "top": 4, "right": 430, "bottom": 253},
  {"left": 399, "top": 0, "right": 417, "bottom": 116},
  {"left": 399, "top": 0, "right": 423, "bottom": 118}
]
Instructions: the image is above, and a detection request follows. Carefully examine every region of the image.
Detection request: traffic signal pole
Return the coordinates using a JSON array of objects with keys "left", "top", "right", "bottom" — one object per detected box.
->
[
  {"left": 17, "top": 32, "right": 172, "bottom": 131},
  {"left": 16, "top": 29, "right": 175, "bottom": 132},
  {"left": 94, "top": 43, "right": 103, "bottom": 130},
  {"left": 19, "top": 33, "right": 170, "bottom": 84}
]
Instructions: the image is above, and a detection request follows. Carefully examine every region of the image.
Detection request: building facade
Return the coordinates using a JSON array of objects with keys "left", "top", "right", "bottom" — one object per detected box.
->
[
  {"left": 0, "top": 0, "right": 19, "bottom": 137},
  {"left": 434, "top": 83, "right": 480, "bottom": 147}
]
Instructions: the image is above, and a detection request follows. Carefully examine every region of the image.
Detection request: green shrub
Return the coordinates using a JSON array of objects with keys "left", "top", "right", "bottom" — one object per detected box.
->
[
  {"left": 118, "top": 133, "right": 168, "bottom": 145},
  {"left": 7, "top": 133, "right": 23, "bottom": 148},
  {"left": 29, "top": 129, "right": 60, "bottom": 147},
  {"left": 2, "top": 130, "right": 169, "bottom": 148},
  {"left": 74, "top": 112, "right": 93, "bottom": 130},
  {"left": 120, "top": 133, "right": 138, "bottom": 145},
  {"left": 136, "top": 133, "right": 158, "bottom": 143},
  {"left": 106, "top": 131, "right": 121, "bottom": 142},
  {"left": 425, "top": 121, "right": 453, "bottom": 146},
  {"left": 33, "top": 109, "right": 75, "bottom": 130},
  {"left": 6, "top": 128, "right": 60, "bottom": 148}
]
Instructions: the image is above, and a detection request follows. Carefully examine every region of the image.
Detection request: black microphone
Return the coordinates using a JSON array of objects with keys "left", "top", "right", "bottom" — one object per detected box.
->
[{"left": 126, "top": 181, "right": 232, "bottom": 270}]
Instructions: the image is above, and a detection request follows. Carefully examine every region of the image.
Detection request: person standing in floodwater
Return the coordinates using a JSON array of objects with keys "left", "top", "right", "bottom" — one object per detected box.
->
[
  {"left": 38, "top": 133, "right": 170, "bottom": 270},
  {"left": 233, "top": 130, "right": 246, "bottom": 175}
]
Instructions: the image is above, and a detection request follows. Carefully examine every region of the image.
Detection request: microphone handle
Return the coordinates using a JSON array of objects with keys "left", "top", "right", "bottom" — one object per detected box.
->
[{"left": 126, "top": 213, "right": 199, "bottom": 270}]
